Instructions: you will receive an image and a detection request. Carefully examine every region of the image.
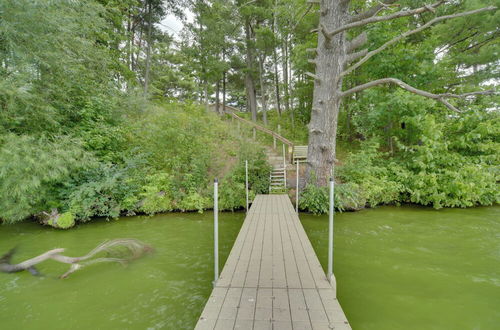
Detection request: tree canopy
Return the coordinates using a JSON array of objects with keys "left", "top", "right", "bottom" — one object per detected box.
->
[{"left": 0, "top": 0, "right": 498, "bottom": 224}]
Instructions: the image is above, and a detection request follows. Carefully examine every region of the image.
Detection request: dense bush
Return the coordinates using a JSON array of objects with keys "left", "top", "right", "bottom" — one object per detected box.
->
[
  {"left": 300, "top": 110, "right": 499, "bottom": 214},
  {"left": 0, "top": 134, "right": 93, "bottom": 223},
  {"left": 0, "top": 102, "right": 271, "bottom": 225}
]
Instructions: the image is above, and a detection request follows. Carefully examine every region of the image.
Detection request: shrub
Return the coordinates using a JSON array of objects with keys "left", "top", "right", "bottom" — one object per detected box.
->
[
  {"left": 50, "top": 212, "right": 76, "bottom": 229},
  {"left": 0, "top": 134, "right": 92, "bottom": 223}
]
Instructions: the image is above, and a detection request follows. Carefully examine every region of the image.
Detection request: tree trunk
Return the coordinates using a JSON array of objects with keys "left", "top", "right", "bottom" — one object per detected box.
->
[
  {"left": 222, "top": 72, "right": 226, "bottom": 113},
  {"left": 282, "top": 36, "right": 290, "bottom": 114},
  {"left": 244, "top": 20, "right": 258, "bottom": 122},
  {"left": 306, "top": 1, "right": 349, "bottom": 186},
  {"left": 272, "top": 1, "right": 282, "bottom": 117},
  {"left": 259, "top": 55, "right": 268, "bottom": 125},
  {"left": 204, "top": 80, "right": 209, "bottom": 112},
  {"left": 216, "top": 80, "right": 221, "bottom": 114},
  {"left": 273, "top": 49, "right": 282, "bottom": 117},
  {"left": 144, "top": 1, "right": 153, "bottom": 95}
]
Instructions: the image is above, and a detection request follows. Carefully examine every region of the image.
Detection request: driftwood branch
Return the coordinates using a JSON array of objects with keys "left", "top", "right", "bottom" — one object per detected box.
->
[
  {"left": 0, "top": 239, "right": 153, "bottom": 278},
  {"left": 342, "top": 6, "right": 497, "bottom": 77},
  {"left": 329, "top": 1, "right": 445, "bottom": 38},
  {"left": 340, "top": 78, "right": 497, "bottom": 112}
]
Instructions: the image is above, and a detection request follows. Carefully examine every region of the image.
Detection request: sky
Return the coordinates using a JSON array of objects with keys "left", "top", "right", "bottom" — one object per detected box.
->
[{"left": 159, "top": 8, "right": 194, "bottom": 39}]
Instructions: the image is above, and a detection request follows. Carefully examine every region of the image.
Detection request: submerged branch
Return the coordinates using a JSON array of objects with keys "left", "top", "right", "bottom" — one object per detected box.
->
[{"left": 0, "top": 239, "right": 153, "bottom": 278}]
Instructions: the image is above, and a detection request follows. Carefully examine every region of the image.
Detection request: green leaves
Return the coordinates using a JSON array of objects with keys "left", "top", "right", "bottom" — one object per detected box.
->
[{"left": 0, "top": 134, "right": 93, "bottom": 223}]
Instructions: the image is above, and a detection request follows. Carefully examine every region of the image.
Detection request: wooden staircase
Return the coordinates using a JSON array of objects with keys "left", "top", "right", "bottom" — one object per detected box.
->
[
  {"left": 269, "top": 167, "right": 286, "bottom": 194},
  {"left": 265, "top": 148, "right": 287, "bottom": 194}
]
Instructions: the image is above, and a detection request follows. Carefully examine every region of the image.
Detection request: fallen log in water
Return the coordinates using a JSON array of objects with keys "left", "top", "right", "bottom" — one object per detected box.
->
[{"left": 0, "top": 239, "right": 153, "bottom": 278}]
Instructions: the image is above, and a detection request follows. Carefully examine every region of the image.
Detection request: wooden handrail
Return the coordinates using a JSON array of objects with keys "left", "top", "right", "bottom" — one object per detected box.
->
[{"left": 224, "top": 111, "right": 294, "bottom": 148}]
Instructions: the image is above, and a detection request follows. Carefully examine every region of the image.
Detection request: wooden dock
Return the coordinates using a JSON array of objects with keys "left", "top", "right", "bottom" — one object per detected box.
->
[{"left": 195, "top": 194, "right": 351, "bottom": 330}]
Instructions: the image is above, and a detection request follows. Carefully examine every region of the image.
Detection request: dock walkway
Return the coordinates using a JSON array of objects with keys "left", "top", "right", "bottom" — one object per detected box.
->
[{"left": 195, "top": 194, "right": 351, "bottom": 330}]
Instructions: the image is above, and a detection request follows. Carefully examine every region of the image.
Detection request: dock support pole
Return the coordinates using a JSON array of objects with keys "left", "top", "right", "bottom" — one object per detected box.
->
[
  {"left": 328, "top": 177, "right": 334, "bottom": 283},
  {"left": 295, "top": 161, "right": 299, "bottom": 213},
  {"left": 214, "top": 179, "right": 219, "bottom": 286},
  {"left": 245, "top": 160, "right": 249, "bottom": 212}
]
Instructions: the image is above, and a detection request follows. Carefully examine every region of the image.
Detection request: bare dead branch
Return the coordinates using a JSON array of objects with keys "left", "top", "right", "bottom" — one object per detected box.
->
[
  {"left": 342, "top": 6, "right": 497, "bottom": 77},
  {"left": 320, "top": 24, "right": 332, "bottom": 42},
  {"left": 340, "top": 78, "right": 497, "bottom": 112},
  {"left": 346, "top": 32, "right": 368, "bottom": 53},
  {"left": 346, "top": 49, "right": 368, "bottom": 63},
  {"left": 330, "top": 1, "right": 445, "bottom": 38},
  {"left": 0, "top": 239, "right": 153, "bottom": 278},
  {"left": 350, "top": 0, "right": 399, "bottom": 23}
]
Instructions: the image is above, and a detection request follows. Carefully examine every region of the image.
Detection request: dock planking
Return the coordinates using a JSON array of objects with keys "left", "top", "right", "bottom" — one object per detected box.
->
[{"left": 195, "top": 194, "right": 351, "bottom": 330}]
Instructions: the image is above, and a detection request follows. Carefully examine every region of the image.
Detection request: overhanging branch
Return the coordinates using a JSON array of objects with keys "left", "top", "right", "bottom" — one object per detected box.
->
[
  {"left": 340, "top": 78, "right": 496, "bottom": 112},
  {"left": 350, "top": 0, "right": 400, "bottom": 23},
  {"left": 342, "top": 6, "right": 497, "bottom": 77},
  {"left": 329, "top": 1, "right": 445, "bottom": 38}
]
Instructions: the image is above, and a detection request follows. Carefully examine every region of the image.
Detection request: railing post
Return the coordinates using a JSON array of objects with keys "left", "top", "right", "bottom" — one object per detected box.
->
[
  {"left": 245, "top": 160, "right": 249, "bottom": 212},
  {"left": 296, "top": 161, "right": 299, "bottom": 213},
  {"left": 282, "top": 144, "right": 286, "bottom": 169},
  {"left": 327, "top": 177, "right": 334, "bottom": 283},
  {"left": 273, "top": 134, "right": 276, "bottom": 150},
  {"left": 213, "top": 178, "right": 219, "bottom": 286}
]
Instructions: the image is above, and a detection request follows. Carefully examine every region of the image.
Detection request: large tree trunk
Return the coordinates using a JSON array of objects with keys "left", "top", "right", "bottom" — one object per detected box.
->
[
  {"left": 306, "top": 1, "right": 349, "bottom": 186},
  {"left": 244, "top": 20, "right": 258, "bottom": 121}
]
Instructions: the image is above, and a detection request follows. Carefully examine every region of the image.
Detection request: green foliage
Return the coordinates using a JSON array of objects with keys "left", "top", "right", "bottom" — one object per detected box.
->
[
  {"left": 299, "top": 180, "right": 367, "bottom": 214},
  {"left": 219, "top": 146, "right": 270, "bottom": 211},
  {"left": 0, "top": 134, "right": 92, "bottom": 223},
  {"left": 61, "top": 161, "right": 142, "bottom": 221},
  {"left": 299, "top": 184, "right": 329, "bottom": 215},
  {"left": 50, "top": 212, "right": 76, "bottom": 230},
  {"left": 396, "top": 112, "right": 499, "bottom": 208},
  {"left": 338, "top": 139, "right": 405, "bottom": 207}
]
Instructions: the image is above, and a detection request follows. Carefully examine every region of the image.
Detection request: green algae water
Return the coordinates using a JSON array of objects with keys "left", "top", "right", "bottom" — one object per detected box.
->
[
  {"left": 1, "top": 206, "right": 499, "bottom": 329},
  {"left": 0, "top": 212, "right": 244, "bottom": 330},
  {"left": 301, "top": 205, "right": 500, "bottom": 330}
]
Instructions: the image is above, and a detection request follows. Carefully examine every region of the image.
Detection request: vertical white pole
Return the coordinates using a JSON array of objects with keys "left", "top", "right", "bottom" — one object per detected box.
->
[
  {"left": 282, "top": 144, "right": 286, "bottom": 169},
  {"left": 328, "top": 177, "right": 334, "bottom": 283},
  {"left": 282, "top": 144, "right": 286, "bottom": 191},
  {"left": 245, "top": 160, "right": 249, "bottom": 212},
  {"left": 273, "top": 134, "right": 277, "bottom": 149},
  {"left": 214, "top": 178, "right": 219, "bottom": 286},
  {"left": 295, "top": 161, "right": 299, "bottom": 213}
]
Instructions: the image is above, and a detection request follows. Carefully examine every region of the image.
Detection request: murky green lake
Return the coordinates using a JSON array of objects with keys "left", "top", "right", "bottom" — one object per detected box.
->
[{"left": 1, "top": 205, "right": 499, "bottom": 329}]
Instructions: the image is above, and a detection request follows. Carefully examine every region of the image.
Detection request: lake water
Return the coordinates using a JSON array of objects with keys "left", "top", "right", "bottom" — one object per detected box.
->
[{"left": 1, "top": 205, "right": 498, "bottom": 329}]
